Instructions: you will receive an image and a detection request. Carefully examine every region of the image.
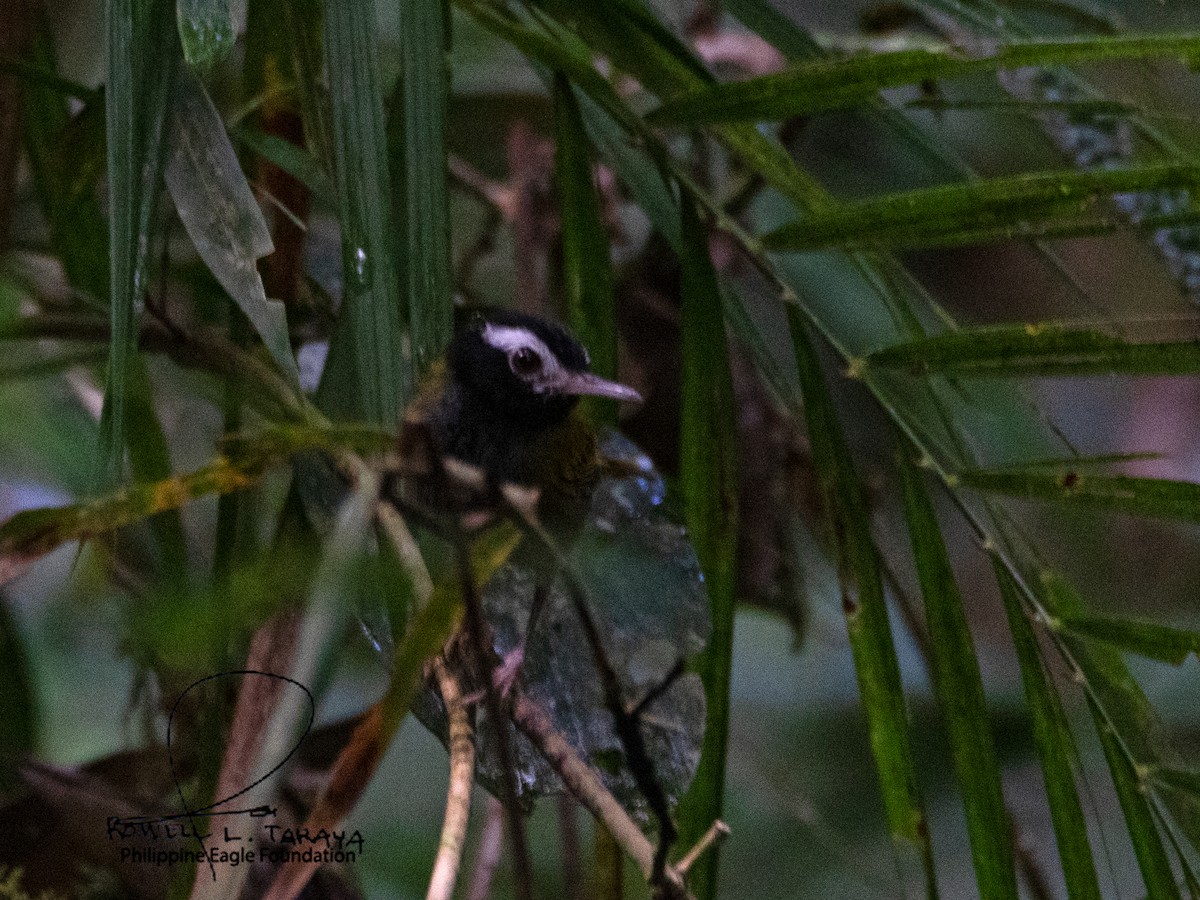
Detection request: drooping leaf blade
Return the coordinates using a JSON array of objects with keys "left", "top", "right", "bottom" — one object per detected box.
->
[
  {"left": 867, "top": 324, "right": 1200, "bottom": 378},
  {"left": 165, "top": 66, "right": 300, "bottom": 384},
  {"left": 648, "top": 33, "right": 1200, "bottom": 125},
  {"left": 960, "top": 468, "right": 1200, "bottom": 523},
  {"left": 553, "top": 74, "right": 619, "bottom": 425},
  {"left": 319, "top": 0, "right": 408, "bottom": 424},
  {"left": 100, "top": 0, "right": 178, "bottom": 488},
  {"left": 993, "top": 563, "right": 1102, "bottom": 900},
  {"left": 789, "top": 313, "right": 937, "bottom": 892},
  {"left": 1061, "top": 616, "right": 1200, "bottom": 666},
  {"left": 900, "top": 455, "right": 1016, "bottom": 898},
  {"left": 762, "top": 165, "right": 1200, "bottom": 252},
  {"left": 1090, "top": 695, "right": 1182, "bottom": 900},
  {"left": 674, "top": 195, "right": 739, "bottom": 900},
  {"left": 394, "top": 0, "right": 453, "bottom": 377}
]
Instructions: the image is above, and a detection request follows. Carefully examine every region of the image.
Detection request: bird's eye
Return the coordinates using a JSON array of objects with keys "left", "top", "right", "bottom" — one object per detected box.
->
[{"left": 510, "top": 347, "right": 543, "bottom": 376}]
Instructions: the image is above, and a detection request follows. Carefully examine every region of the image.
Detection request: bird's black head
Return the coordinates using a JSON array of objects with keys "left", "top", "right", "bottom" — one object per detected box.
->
[{"left": 446, "top": 310, "right": 641, "bottom": 430}]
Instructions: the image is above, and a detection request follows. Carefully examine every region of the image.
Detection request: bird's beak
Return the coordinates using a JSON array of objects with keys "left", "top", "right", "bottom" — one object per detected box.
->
[{"left": 555, "top": 371, "right": 643, "bottom": 404}]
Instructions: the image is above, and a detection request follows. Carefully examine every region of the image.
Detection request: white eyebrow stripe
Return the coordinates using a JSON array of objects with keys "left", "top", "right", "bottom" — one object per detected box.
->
[{"left": 481, "top": 322, "right": 565, "bottom": 393}]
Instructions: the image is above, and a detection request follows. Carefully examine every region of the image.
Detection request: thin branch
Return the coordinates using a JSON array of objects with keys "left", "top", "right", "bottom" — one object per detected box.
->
[
  {"left": 674, "top": 821, "right": 730, "bottom": 877},
  {"left": 511, "top": 692, "right": 688, "bottom": 899},
  {"left": 427, "top": 656, "right": 476, "bottom": 900},
  {"left": 452, "top": 539, "right": 535, "bottom": 900}
]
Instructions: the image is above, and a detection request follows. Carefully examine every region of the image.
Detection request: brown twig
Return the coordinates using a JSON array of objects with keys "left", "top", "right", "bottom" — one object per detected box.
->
[
  {"left": 673, "top": 820, "right": 730, "bottom": 877},
  {"left": 467, "top": 796, "right": 506, "bottom": 900},
  {"left": 426, "top": 656, "right": 476, "bottom": 900},
  {"left": 452, "top": 539, "right": 535, "bottom": 900},
  {"left": 558, "top": 794, "right": 585, "bottom": 900},
  {"left": 511, "top": 692, "right": 687, "bottom": 898}
]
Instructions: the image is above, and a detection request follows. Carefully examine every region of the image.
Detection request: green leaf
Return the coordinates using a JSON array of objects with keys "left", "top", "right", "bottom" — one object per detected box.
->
[
  {"left": 899, "top": 455, "right": 1016, "bottom": 899},
  {"left": 0, "top": 423, "right": 391, "bottom": 587},
  {"left": 393, "top": 0, "right": 453, "bottom": 378},
  {"left": 993, "top": 563, "right": 1102, "bottom": 900},
  {"left": 165, "top": 66, "right": 300, "bottom": 384},
  {"left": 101, "top": 0, "right": 178, "bottom": 489},
  {"left": 1061, "top": 616, "right": 1200, "bottom": 666},
  {"left": 320, "top": 0, "right": 408, "bottom": 424},
  {"left": 789, "top": 314, "right": 936, "bottom": 892},
  {"left": 234, "top": 125, "right": 335, "bottom": 205},
  {"left": 959, "top": 468, "right": 1200, "bottom": 523},
  {"left": 1091, "top": 696, "right": 1182, "bottom": 900},
  {"left": 22, "top": 10, "right": 108, "bottom": 304},
  {"left": 648, "top": 33, "right": 1200, "bottom": 125},
  {"left": 177, "top": 0, "right": 235, "bottom": 72},
  {"left": 674, "top": 196, "right": 739, "bottom": 899},
  {"left": 762, "top": 165, "right": 1200, "bottom": 252},
  {"left": 553, "top": 74, "right": 618, "bottom": 425},
  {"left": 867, "top": 324, "right": 1200, "bottom": 378}
]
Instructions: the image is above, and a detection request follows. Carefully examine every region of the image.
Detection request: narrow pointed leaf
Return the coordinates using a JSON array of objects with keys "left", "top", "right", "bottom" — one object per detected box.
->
[
  {"left": 900, "top": 456, "right": 1016, "bottom": 898},
  {"left": 674, "top": 196, "right": 739, "bottom": 899},
  {"left": 1061, "top": 616, "right": 1200, "bottom": 666},
  {"left": 320, "top": 0, "right": 407, "bottom": 424},
  {"left": 165, "top": 66, "right": 300, "bottom": 384},
  {"left": 762, "top": 165, "right": 1200, "bottom": 252},
  {"left": 235, "top": 126, "right": 335, "bottom": 205},
  {"left": 553, "top": 74, "right": 618, "bottom": 425},
  {"left": 868, "top": 324, "right": 1200, "bottom": 378},
  {"left": 1091, "top": 696, "right": 1182, "bottom": 900},
  {"left": 994, "top": 563, "right": 1102, "bottom": 900},
  {"left": 101, "top": 0, "right": 177, "bottom": 488},
  {"left": 789, "top": 313, "right": 936, "bottom": 890},
  {"left": 960, "top": 468, "right": 1200, "bottom": 523},
  {"left": 648, "top": 33, "right": 1200, "bottom": 125},
  {"left": 177, "top": 0, "right": 234, "bottom": 72},
  {"left": 394, "top": 0, "right": 453, "bottom": 377},
  {"left": 0, "top": 423, "right": 392, "bottom": 585}
]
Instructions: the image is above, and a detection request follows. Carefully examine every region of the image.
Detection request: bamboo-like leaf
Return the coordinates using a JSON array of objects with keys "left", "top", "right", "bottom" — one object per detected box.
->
[
  {"left": 648, "top": 33, "right": 1200, "bottom": 125},
  {"left": 993, "top": 563, "right": 1102, "bottom": 900},
  {"left": 165, "top": 66, "right": 299, "bottom": 384},
  {"left": 867, "top": 324, "right": 1200, "bottom": 378},
  {"left": 320, "top": 0, "right": 408, "bottom": 424},
  {"left": 674, "top": 196, "right": 739, "bottom": 900},
  {"left": 177, "top": 0, "right": 234, "bottom": 72},
  {"left": 394, "top": 0, "right": 453, "bottom": 377},
  {"left": 21, "top": 10, "right": 108, "bottom": 304},
  {"left": 789, "top": 313, "right": 936, "bottom": 891},
  {"left": 553, "top": 74, "right": 618, "bottom": 425},
  {"left": 234, "top": 126, "right": 335, "bottom": 205},
  {"left": 960, "top": 468, "right": 1200, "bottom": 523},
  {"left": 900, "top": 455, "right": 1016, "bottom": 898},
  {"left": 1151, "top": 766, "right": 1200, "bottom": 799},
  {"left": 0, "top": 423, "right": 391, "bottom": 586},
  {"left": 762, "top": 165, "right": 1200, "bottom": 252},
  {"left": 1061, "top": 615, "right": 1200, "bottom": 666},
  {"left": 101, "top": 0, "right": 178, "bottom": 488},
  {"left": 1091, "top": 696, "right": 1182, "bottom": 900}
]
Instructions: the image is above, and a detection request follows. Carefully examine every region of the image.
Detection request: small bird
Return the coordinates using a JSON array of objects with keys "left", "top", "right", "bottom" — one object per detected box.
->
[
  {"left": 394, "top": 309, "right": 642, "bottom": 534},
  {"left": 391, "top": 309, "right": 643, "bottom": 686}
]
